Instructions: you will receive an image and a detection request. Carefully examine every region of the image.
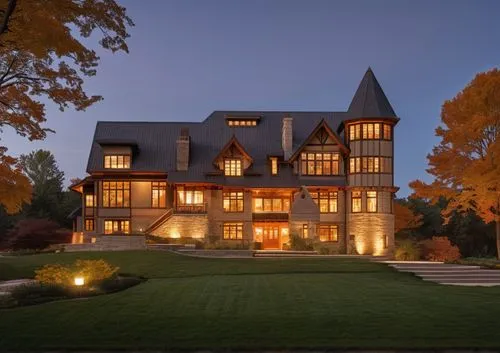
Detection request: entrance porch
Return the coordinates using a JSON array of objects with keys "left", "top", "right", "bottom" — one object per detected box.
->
[{"left": 253, "top": 222, "right": 289, "bottom": 250}]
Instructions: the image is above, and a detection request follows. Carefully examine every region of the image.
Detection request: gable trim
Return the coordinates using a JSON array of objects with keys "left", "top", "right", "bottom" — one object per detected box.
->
[
  {"left": 288, "top": 119, "right": 350, "bottom": 162},
  {"left": 212, "top": 135, "right": 253, "bottom": 167}
]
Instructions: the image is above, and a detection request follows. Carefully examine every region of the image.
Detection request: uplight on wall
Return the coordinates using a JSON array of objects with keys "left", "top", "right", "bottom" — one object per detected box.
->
[{"left": 74, "top": 276, "right": 85, "bottom": 286}]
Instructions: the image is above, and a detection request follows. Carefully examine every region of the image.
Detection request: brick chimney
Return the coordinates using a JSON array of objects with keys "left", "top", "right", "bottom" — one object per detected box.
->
[
  {"left": 176, "top": 127, "right": 190, "bottom": 171},
  {"left": 282, "top": 116, "right": 293, "bottom": 160}
]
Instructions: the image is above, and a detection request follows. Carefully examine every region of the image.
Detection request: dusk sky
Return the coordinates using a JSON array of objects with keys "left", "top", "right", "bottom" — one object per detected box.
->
[{"left": 3, "top": 0, "right": 500, "bottom": 196}]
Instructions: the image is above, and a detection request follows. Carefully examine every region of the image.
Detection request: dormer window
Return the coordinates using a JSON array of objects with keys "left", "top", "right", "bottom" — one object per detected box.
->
[
  {"left": 104, "top": 155, "right": 130, "bottom": 169},
  {"left": 224, "top": 158, "right": 242, "bottom": 176},
  {"left": 270, "top": 157, "right": 278, "bottom": 175},
  {"left": 226, "top": 116, "right": 260, "bottom": 127}
]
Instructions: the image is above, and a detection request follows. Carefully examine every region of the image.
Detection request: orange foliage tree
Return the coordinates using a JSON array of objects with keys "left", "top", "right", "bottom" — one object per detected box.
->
[
  {"left": 0, "top": 0, "right": 134, "bottom": 213},
  {"left": 394, "top": 201, "right": 423, "bottom": 234},
  {"left": 410, "top": 68, "right": 500, "bottom": 258}
]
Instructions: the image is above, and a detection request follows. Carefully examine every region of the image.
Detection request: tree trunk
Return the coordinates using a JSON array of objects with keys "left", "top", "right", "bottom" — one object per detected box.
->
[{"left": 497, "top": 216, "right": 500, "bottom": 260}]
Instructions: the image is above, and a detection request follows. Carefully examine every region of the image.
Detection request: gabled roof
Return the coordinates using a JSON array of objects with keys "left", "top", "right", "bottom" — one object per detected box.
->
[
  {"left": 213, "top": 135, "right": 253, "bottom": 166},
  {"left": 289, "top": 119, "right": 349, "bottom": 162},
  {"left": 347, "top": 67, "right": 397, "bottom": 119}
]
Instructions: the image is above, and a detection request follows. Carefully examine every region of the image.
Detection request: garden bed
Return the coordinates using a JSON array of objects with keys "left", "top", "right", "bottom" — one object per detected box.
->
[{"left": 0, "top": 275, "right": 144, "bottom": 309}]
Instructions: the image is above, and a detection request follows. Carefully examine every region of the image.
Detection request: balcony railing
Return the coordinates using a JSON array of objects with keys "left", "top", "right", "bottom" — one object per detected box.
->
[{"left": 174, "top": 203, "right": 207, "bottom": 214}]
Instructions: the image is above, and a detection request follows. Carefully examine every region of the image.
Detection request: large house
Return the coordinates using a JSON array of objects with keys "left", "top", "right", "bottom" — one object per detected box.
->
[{"left": 71, "top": 68, "right": 399, "bottom": 255}]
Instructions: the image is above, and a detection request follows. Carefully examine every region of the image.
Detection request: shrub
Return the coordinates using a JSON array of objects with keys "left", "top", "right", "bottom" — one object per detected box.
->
[
  {"left": 34, "top": 264, "right": 73, "bottom": 286},
  {"left": 10, "top": 283, "right": 69, "bottom": 306},
  {"left": 35, "top": 259, "right": 119, "bottom": 286},
  {"left": 289, "top": 233, "right": 314, "bottom": 251},
  {"left": 7, "top": 219, "right": 71, "bottom": 250},
  {"left": 99, "top": 276, "right": 144, "bottom": 293},
  {"left": 420, "top": 236, "right": 461, "bottom": 262},
  {"left": 252, "top": 241, "right": 262, "bottom": 250},
  {"left": 394, "top": 239, "right": 421, "bottom": 261}
]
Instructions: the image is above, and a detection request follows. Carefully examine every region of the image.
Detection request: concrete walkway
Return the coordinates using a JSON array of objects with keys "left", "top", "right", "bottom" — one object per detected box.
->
[{"left": 385, "top": 261, "right": 500, "bottom": 286}]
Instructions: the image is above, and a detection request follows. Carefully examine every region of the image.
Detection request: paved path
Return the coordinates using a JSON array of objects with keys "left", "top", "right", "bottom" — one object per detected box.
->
[{"left": 385, "top": 261, "right": 500, "bottom": 286}]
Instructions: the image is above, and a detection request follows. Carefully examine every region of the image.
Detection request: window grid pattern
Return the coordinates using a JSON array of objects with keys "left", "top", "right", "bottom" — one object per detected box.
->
[
  {"left": 349, "top": 157, "right": 392, "bottom": 174},
  {"left": 319, "top": 225, "right": 338, "bottom": 242},
  {"left": 349, "top": 123, "right": 392, "bottom": 141},
  {"left": 270, "top": 157, "right": 278, "bottom": 175},
  {"left": 300, "top": 153, "right": 340, "bottom": 176},
  {"left": 102, "top": 181, "right": 130, "bottom": 208},
  {"left": 227, "top": 120, "right": 258, "bottom": 127},
  {"left": 177, "top": 187, "right": 204, "bottom": 205},
  {"left": 253, "top": 197, "right": 290, "bottom": 212},
  {"left": 104, "top": 220, "right": 130, "bottom": 234},
  {"left": 302, "top": 224, "right": 309, "bottom": 238},
  {"left": 367, "top": 191, "right": 377, "bottom": 213},
  {"left": 104, "top": 155, "right": 131, "bottom": 169},
  {"left": 152, "top": 182, "right": 167, "bottom": 208},
  {"left": 223, "top": 222, "right": 243, "bottom": 239},
  {"left": 351, "top": 191, "right": 362, "bottom": 213},
  {"left": 310, "top": 191, "right": 338, "bottom": 213},
  {"left": 84, "top": 218, "right": 94, "bottom": 231},
  {"left": 223, "top": 191, "right": 244, "bottom": 212},
  {"left": 85, "top": 194, "right": 95, "bottom": 207},
  {"left": 224, "top": 159, "right": 242, "bottom": 176}
]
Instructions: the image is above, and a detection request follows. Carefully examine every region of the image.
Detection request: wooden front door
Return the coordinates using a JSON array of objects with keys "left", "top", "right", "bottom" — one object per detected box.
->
[{"left": 262, "top": 226, "right": 280, "bottom": 249}]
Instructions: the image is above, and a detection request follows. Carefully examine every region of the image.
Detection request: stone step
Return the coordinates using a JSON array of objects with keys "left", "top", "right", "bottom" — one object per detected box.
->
[
  {"left": 391, "top": 265, "right": 481, "bottom": 271},
  {"left": 416, "top": 270, "right": 500, "bottom": 276},
  {"left": 426, "top": 278, "right": 500, "bottom": 284},
  {"left": 420, "top": 275, "right": 500, "bottom": 281}
]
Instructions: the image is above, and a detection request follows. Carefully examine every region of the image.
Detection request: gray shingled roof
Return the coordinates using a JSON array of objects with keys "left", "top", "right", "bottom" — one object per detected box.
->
[
  {"left": 348, "top": 68, "right": 397, "bottom": 119},
  {"left": 87, "top": 111, "right": 349, "bottom": 187},
  {"left": 86, "top": 69, "right": 397, "bottom": 188}
]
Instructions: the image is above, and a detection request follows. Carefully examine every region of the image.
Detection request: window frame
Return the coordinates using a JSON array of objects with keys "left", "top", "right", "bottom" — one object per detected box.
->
[
  {"left": 103, "top": 219, "right": 130, "bottom": 235},
  {"left": 300, "top": 152, "right": 340, "bottom": 176},
  {"left": 224, "top": 158, "right": 243, "bottom": 176},
  {"left": 253, "top": 197, "right": 291, "bottom": 212},
  {"left": 223, "top": 222, "right": 243, "bottom": 240},
  {"left": 367, "top": 191, "right": 378, "bottom": 213},
  {"left": 223, "top": 191, "right": 244, "bottom": 212},
  {"left": 309, "top": 191, "right": 338, "bottom": 213},
  {"left": 270, "top": 157, "right": 278, "bottom": 175},
  {"left": 318, "top": 224, "right": 338, "bottom": 242},
  {"left": 151, "top": 181, "right": 167, "bottom": 208},
  {"left": 176, "top": 186, "right": 204, "bottom": 205},
  {"left": 102, "top": 181, "right": 130, "bottom": 208},
  {"left": 351, "top": 191, "right": 362, "bottom": 213},
  {"left": 349, "top": 156, "right": 392, "bottom": 174},
  {"left": 84, "top": 218, "right": 94, "bottom": 231},
  {"left": 302, "top": 224, "right": 309, "bottom": 238},
  {"left": 103, "top": 154, "right": 131, "bottom": 169},
  {"left": 85, "top": 194, "right": 95, "bottom": 207},
  {"left": 348, "top": 123, "right": 393, "bottom": 142}
]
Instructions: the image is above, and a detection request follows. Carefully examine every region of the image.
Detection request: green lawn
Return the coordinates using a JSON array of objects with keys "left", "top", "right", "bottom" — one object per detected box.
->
[{"left": 1, "top": 251, "right": 500, "bottom": 350}]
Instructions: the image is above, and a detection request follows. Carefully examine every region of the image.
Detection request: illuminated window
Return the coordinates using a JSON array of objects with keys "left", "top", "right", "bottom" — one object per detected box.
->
[
  {"left": 253, "top": 197, "right": 290, "bottom": 212},
  {"left": 227, "top": 119, "right": 258, "bottom": 127},
  {"left": 367, "top": 191, "right": 377, "bottom": 213},
  {"left": 310, "top": 191, "right": 338, "bottom": 213},
  {"left": 223, "top": 222, "right": 243, "bottom": 239},
  {"left": 104, "top": 155, "right": 131, "bottom": 169},
  {"left": 319, "top": 225, "right": 338, "bottom": 242},
  {"left": 302, "top": 224, "right": 308, "bottom": 238},
  {"left": 152, "top": 182, "right": 167, "bottom": 208},
  {"left": 270, "top": 157, "right": 278, "bottom": 175},
  {"left": 223, "top": 191, "right": 244, "bottom": 212},
  {"left": 104, "top": 220, "right": 130, "bottom": 235},
  {"left": 84, "top": 218, "right": 94, "bottom": 231},
  {"left": 224, "top": 158, "right": 242, "bottom": 176},
  {"left": 349, "top": 157, "right": 361, "bottom": 173},
  {"left": 300, "top": 152, "right": 340, "bottom": 175},
  {"left": 85, "top": 194, "right": 95, "bottom": 207},
  {"left": 102, "top": 181, "right": 130, "bottom": 208},
  {"left": 383, "top": 124, "right": 392, "bottom": 140},
  {"left": 351, "top": 191, "right": 362, "bottom": 213},
  {"left": 384, "top": 234, "right": 389, "bottom": 249},
  {"left": 177, "top": 186, "right": 204, "bottom": 205}
]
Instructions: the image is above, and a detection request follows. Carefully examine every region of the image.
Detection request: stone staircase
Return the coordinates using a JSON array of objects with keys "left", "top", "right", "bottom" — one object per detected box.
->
[
  {"left": 386, "top": 261, "right": 500, "bottom": 286},
  {"left": 64, "top": 235, "right": 146, "bottom": 252}
]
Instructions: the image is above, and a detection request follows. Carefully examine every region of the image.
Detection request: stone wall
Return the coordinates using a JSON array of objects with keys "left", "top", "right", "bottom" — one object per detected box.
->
[
  {"left": 347, "top": 213, "right": 394, "bottom": 256},
  {"left": 150, "top": 214, "right": 208, "bottom": 239}
]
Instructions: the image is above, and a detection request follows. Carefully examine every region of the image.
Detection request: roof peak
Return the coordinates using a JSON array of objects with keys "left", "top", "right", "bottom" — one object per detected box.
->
[{"left": 347, "top": 68, "right": 397, "bottom": 119}]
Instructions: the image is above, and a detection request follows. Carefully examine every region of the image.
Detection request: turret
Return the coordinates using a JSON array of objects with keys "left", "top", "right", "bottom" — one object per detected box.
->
[{"left": 344, "top": 68, "right": 399, "bottom": 256}]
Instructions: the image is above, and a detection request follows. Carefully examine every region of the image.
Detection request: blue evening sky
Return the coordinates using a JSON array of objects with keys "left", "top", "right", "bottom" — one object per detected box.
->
[{"left": 3, "top": 0, "right": 500, "bottom": 196}]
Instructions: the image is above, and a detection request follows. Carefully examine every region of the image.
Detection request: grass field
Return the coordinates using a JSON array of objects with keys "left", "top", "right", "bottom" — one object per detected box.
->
[{"left": 1, "top": 251, "right": 500, "bottom": 350}]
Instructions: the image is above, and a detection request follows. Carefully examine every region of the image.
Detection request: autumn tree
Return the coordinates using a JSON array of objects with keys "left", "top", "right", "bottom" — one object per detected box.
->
[
  {"left": 410, "top": 68, "right": 500, "bottom": 258},
  {"left": 0, "top": 0, "right": 134, "bottom": 213},
  {"left": 394, "top": 200, "right": 423, "bottom": 235}
]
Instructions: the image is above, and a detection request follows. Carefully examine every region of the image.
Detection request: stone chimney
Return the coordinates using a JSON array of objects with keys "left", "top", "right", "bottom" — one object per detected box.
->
[
  {"left": 176, "top": 127, "right": 190, "bottom": 171},
  {"left": 282, "top": 116, "right": 293, "bottom": 160}
]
